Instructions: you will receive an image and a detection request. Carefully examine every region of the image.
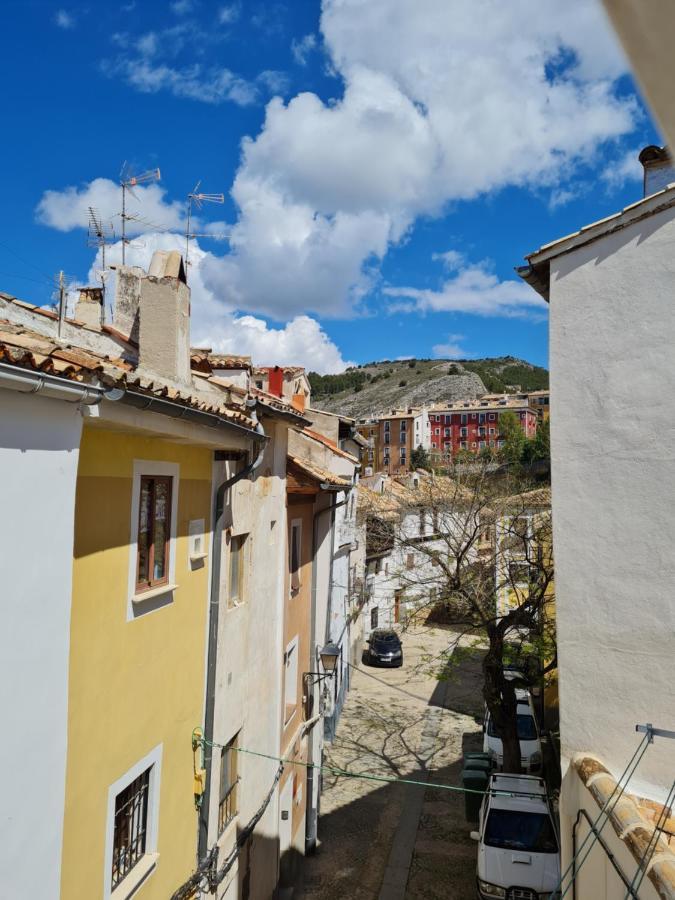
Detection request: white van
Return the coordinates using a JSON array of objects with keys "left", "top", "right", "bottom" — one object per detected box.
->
[
  {"left": 472, "top": 773, "right": 560, "bottom": 899},
  {"left": 483, "top": 689, "right": 542, "bottom": 774}
]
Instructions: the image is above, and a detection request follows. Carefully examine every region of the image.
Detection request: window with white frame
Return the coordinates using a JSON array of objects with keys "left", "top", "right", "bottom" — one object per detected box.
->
[
  {"left": 128, "top": 461, "right": 179, "bottom": 618},
  {"left": 105, "top": 745, "right": 162, "bottom": 900},
  {"left": 489, "top": 427, "right": 495, "bottom": 435},
  {"left": 489, "top": 413, "right": 496, "bottom": 420},
  {"left": 284, "top": 638, "right": 299, "bottom": 724}
]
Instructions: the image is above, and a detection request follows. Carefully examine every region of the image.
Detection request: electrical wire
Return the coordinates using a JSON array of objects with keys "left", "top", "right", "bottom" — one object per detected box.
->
[
  {"left": 0, "top": 238, "right": 56, "bottom": 284},
  {"left": 198, "top": 736, "right": 552, "bottom": 800},
  {"left": 555, "top": 733, "right": 651, "bottom": 898},
  {"left": 624, "top": 778, "right": 675, "bottom": 899}
]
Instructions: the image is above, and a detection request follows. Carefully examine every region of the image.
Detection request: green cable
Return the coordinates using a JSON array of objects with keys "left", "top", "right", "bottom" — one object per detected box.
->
[{"left": 198, "top": 734, "right": 552, "bottom": 800}]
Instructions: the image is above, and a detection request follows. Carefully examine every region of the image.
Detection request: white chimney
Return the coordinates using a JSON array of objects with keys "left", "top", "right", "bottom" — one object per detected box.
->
[
  {"left": 138, "top": 251, "right": 191, "bottom": 385},
  {"left": 639, "top": 145, "right": 675, "bottom": 197},
  {"left": 74, "top": 287, "right": 103, "bottom": 329},
  {"left": 112, "top": 266, "right": 144, "bottom": 341}
]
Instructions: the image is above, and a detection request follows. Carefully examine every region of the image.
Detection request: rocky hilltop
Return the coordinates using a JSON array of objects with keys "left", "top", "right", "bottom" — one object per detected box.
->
[{"left": 309, "top": 356, "right": 548, "bottom": 419}]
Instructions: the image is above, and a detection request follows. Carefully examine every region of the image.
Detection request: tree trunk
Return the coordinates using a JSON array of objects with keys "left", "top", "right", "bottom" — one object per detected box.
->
[{"left": 483, "top": 627, "right": 522, "bottom": 774}]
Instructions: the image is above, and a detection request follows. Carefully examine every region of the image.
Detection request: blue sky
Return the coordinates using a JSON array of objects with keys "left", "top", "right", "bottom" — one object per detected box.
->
[{"left": 1, "top": 0, "right": 661, "bottom": 372}]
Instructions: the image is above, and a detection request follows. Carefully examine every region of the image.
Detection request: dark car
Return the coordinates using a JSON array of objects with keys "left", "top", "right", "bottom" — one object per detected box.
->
[{"left": 366, "top": 629, "right": 403, "bottom": 667}]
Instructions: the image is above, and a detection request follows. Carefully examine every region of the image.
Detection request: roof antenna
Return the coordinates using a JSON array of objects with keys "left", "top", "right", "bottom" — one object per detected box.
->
[
  {"left": 119, "top": 162, "right": 161, "bottom": 265},
  {"left": 185, "top": 182, "right": 224, "bottom": 279},
  {"left": 87, "top": 206, "right": 114, "bottom": 308}
]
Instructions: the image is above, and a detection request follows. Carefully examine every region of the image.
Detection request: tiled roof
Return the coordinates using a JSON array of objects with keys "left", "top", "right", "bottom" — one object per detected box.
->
[
  {"left": 287, "top": 455, "right": 351, "bottom": 491},
  {"left": 302, "top": 427, "right": 359, "bottom": 463},
  {"left": 190, "top": 350, "right": 252, "bottom": 372},
  {"left": 0, "top": 317, "right": 256, "bottom": 429},
  {"left": 574, "top": 756, "right": 675, "bottom": 899}
]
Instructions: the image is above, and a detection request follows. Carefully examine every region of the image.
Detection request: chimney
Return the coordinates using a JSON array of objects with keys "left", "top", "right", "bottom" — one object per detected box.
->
[
  {"left": 639, "top": 145, "right": 675, "bottom": 197},
  {"left": 268, "top": 366, "right": 284, "bottom": 398},
  {"left": 75, "top": 287, "right": 104, "bottom": 329},
  {"left": 112, "top": 265, "right": 144, "bottom": 341},
  {"left": 138, "top": 251, "right": 191, "bottom": 385}
]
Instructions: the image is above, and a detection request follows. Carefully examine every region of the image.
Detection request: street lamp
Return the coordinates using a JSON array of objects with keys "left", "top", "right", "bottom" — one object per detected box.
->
[{"left": 304, "top": 642, "right": 340, "bottom": 687}]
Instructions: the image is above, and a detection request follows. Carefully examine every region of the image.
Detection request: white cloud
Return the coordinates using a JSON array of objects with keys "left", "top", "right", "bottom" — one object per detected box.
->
[
  {"left": 432, "top": 250, "right": 465, "bottom": 271},
  {"left": 601, "top": 147, "right": 643, "bottom": 189},
  {"left": 432, "top": 334, "right": 471, "bottom": 359},
  {"left": 171, "top": 0, "right": 195, "bottom": 14},
  {"left": 84, "top": 232, "right": 350, "bottom": 374},
  {"left": 35, "top": 177, "right": 188, "bottom": 235},
  {"left": 102, "top": 58, "right": 260, "bottom": 106},
  {"left": 291, "top": 33, "right": 317, "bottom": 66},
  {"left": 55, "top": 9, "right": 75, "bottom": 29},
  {"left": 218, "top": 3, "right": 241, "bottom": 25},
  {"left": 384, "top": 260, "right": 548, "bottom": 319},
  {"left": 201, "top": 0, "right": 639, "bottom": 319}
]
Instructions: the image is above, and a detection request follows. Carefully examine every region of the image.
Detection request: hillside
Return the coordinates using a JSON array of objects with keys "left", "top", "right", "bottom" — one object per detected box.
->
[{"left": 309, "top": 356, "right": 549, "bottom": 418}]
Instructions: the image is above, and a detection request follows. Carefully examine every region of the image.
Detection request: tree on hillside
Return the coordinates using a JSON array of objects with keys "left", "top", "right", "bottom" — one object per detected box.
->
[
  {"left": 410, "top": 445, "right": 431, "bottom": 470},
  {"left": 361, "top": 467, "right": 555, "bottom": 774},
  {"left": 499, "top": 411, "right": 526, "bottom": 465}
]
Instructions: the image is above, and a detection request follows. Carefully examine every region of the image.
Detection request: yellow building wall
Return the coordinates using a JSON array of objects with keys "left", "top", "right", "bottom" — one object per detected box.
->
[{"left": 60, "top": 426, "right": 212, "bottom": 900}]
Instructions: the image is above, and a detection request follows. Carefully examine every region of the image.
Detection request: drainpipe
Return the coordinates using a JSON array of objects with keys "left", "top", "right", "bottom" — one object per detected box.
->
[
  {"left": 198, "top": 402, "right": 266, "bottom": 862},
  {"left": 305, "top": 488, "right": 350, "bottom": 854}
]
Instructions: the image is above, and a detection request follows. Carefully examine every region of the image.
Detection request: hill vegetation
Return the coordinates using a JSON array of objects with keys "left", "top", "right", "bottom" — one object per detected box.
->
[{"left": 309, "top": 356, "right": 548, "bottom": 418}]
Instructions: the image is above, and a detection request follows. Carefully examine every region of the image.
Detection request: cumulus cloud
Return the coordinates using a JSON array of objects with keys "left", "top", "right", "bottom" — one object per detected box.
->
[
  {"left": 201, "top": 0, "right": 639, "bottom": 319},
  {"left": 384, "top": 260, "right": 548, "bottom": 319},
  {"left": 601, "top": 147, "right": 643, "bottom": 189},
  {"left": 432, "top": 334, "right": 471, "bottom": 359},
  {"left": 36, "top": 178, "right": 187, "bottom": 234},
  {"left": 170, "top": 0, "right": 195, "bottom": 14},
  {"left": 54, "top": 9, "right": 75, "bottom": 29},
  {"left": 84, "top": 231, "right": 350, "bottom": 374}
]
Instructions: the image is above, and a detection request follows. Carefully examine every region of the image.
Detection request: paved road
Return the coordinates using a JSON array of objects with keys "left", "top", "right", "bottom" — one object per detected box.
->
[{"left": 295, "top": 624, "right": 484, "bottom": 900}]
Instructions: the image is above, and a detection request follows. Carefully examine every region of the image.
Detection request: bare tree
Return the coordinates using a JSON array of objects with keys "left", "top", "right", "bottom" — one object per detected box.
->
[{"left": 360, "top": 465, "right": 555, "bottom": 774}]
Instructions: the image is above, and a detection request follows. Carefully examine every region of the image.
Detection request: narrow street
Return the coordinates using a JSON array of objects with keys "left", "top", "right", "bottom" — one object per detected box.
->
[{"left": 296, "top": 625, "right": 485, "bottom": 900}]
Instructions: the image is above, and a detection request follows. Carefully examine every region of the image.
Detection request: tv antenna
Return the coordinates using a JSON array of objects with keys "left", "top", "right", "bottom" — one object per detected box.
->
[
  {"left": 185, "top": 181, "right": 224, "bottom": 276},
  {"left": 120, "top": 162, "right": 161, "bottom": 265},
  {"left": 87, "top": 206, "right": 114, "bottom": 288}
]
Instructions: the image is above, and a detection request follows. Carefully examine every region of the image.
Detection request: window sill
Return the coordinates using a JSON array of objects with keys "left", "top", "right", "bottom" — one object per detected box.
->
[
  {"left": 132, "top": 583, "right": 178, "bottom": 604},
  {"left": 190, "top": 553, "right": 208, "bottom": 563},
  {"left": 110, "top": 853, "right": 158, "bottom": 900}
]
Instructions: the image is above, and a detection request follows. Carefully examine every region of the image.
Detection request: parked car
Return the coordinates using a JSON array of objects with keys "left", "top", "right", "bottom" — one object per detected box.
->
[
  {"left": 483, "top": 689, "right": 542, "bottom": 774},
  {"left": 471, "top": 772, "right": 560, "bottom": 899},
  {"left": 365, "top": 629, "right": 403, "bottom": 667}
]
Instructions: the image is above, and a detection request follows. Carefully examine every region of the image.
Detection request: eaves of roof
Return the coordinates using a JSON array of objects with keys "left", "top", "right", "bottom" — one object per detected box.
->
[
  {"left": 302, "top": 427, "right": 359, "bottom": 463},
  {"left": 517, "top": 183, "right": 675, "bottom": 301}
]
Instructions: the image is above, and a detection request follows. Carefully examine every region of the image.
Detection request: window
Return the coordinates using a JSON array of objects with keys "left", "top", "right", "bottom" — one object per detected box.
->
[
  {"left": 136, "top": 476, "right": 172, "bottom": 592},
  {"left": 489, "top": 427, "right": 495, "bottom": 435},
  {"left": 111, "top": 769, "right": 150, "bottom": 891},
  {"left": 460, "top": 427, "right": 468, "bottom": 437},
  {"left": 479, "top": 413, "right": 485, "bottom": 423},
  {"left": 384, "top": 421, "right": 390, "bottom": 431},
  {"left": 489, "top": 413, "right": 495, "bottom": 420},
  {"left": 478, "top": 427, "right": 485, "bottom": 436},
  {"left": 255, "top": 380, "right": 263, "bottom": 389},
  {"left": 406, "top": 553, "right": 414, "bottom": 570},
  {"left": 218, "top": 734, "right": 239, "bottom": 835},
  {"left": 289, "top": 522, "right": 302, "bottom": 594},
  {"left": 461, "top": 413, "right": 467, "bottom": 424},
  {"left": 284, "top": 638, "right": 298, "bottom": 724},
  {"left": 471, "top": 442, "right": 477, "bottom": 448},
  {"left": 471, "top": 413, "right": 477, "bottom": 419},
  {"left": 460, "top": 441, "right": 468, "bottom": 450},
  {"left": 370, "top": 607, "right": 379, "bottom": 629},
  {"left": 479, "top": 441, "right": 486, "bottom": 451},
  {"left": 228, "top": 533, "right": 248, "bottom": 607},
  {"left": 444, "top": 427, "right": 450, "bottom": 437},
  {"left": 419, "top": 510, "right": 426, "bottom": 532},
  {"left": 434, "top": 428, "right": 440, "bottom": 436}
]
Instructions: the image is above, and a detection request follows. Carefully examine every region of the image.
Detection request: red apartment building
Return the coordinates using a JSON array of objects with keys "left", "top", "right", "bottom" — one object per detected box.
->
[{"left": 429, "top": 398, "right": 537, "bottom": 460}]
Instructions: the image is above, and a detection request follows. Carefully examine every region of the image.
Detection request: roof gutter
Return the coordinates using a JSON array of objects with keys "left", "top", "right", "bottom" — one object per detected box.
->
[
  {"left": 0, "top": 362, "right": 106, "bottom": 405},
  {"left": 104, "top": 386, "right": 268, "bottom": 442}
]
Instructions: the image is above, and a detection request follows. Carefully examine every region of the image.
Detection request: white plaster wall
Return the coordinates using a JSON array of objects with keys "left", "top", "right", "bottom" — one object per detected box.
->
[
  {"left": 208, "top": 419, "right": 288, "bottom": 900},
  {"left": 549, "top": 205, "right": 675, "bottom": 799},
  {"left": 0, "top": 389, "right": 83, "bottom": 899}
]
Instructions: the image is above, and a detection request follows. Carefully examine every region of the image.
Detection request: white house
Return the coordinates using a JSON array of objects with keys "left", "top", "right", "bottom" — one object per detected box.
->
[
  {"left": 0, "top": 370, "right": 105, "bottom": 899},
  {"left": 519, "top": 149, "right": 675, "bottom": 899}
]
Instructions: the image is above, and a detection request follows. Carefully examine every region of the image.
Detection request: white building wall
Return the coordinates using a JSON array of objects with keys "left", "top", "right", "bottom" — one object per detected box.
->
[
  {"left": 0, "top": 389, "right": 84, "bottom": 899},
  {"left": 548, "top": 205, "right": 675, "bottom": 803},
  {"left": 207, "top": 419, "right": 288, "bottom": 900}
]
